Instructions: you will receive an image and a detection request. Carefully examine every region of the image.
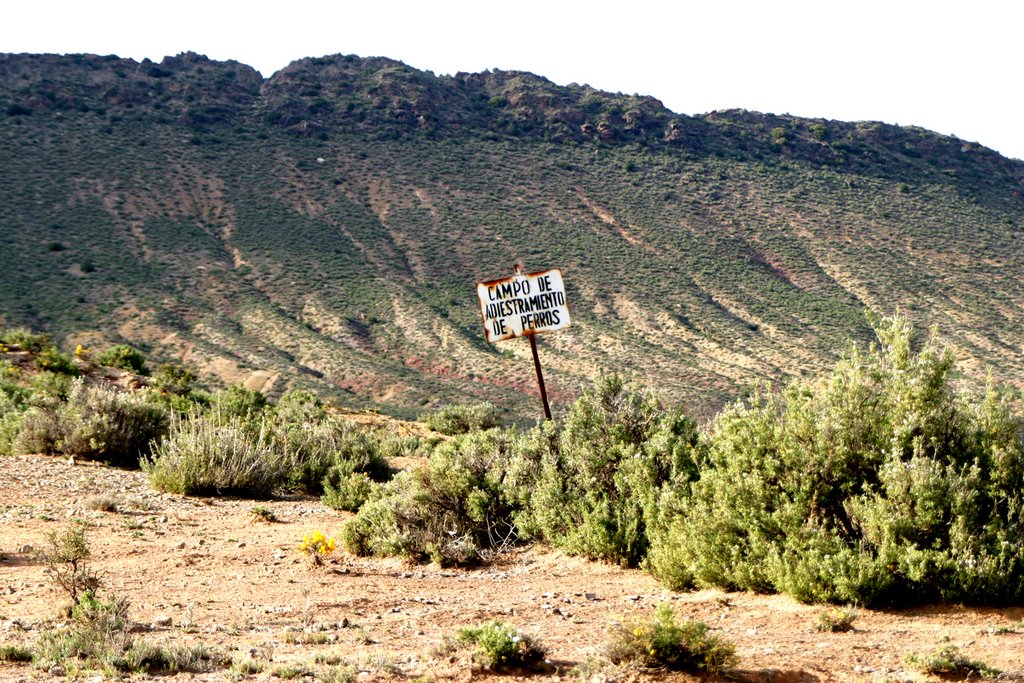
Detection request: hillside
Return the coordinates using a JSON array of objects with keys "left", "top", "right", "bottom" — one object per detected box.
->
[{"left": 2, "top": 52, "right": 1023, "bottom": 420}]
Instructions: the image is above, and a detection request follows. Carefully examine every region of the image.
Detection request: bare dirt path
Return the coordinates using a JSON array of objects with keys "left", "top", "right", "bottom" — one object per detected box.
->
[{"left": 2, "top": 454, "right": 1024, "bottom": 682}]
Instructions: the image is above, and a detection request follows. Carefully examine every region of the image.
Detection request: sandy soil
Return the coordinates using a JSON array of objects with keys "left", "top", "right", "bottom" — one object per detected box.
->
[{"left": 2, "top": 453, "right": 1024, "bottom": 682}]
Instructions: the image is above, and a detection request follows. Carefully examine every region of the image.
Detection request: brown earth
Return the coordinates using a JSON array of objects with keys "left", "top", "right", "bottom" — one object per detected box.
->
[{"left": 2, "top": 453, "right": 1024, "bottom": 682}]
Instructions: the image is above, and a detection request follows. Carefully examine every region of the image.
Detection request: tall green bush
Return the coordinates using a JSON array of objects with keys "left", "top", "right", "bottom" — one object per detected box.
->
[
  {"left": 97, "top": 344, "right": 149, "bottom": 375},
  {"left": 518, "top": 374, "right": 700, "bottom": 567},
  {"left": 648, "top": 315, "right": 1024, "bottom": 606}
]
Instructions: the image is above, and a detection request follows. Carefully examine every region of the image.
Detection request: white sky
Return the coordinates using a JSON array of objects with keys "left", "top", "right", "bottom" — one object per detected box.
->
[{"left": 4, "top": 1, "right": 1023, "bottom": 160}]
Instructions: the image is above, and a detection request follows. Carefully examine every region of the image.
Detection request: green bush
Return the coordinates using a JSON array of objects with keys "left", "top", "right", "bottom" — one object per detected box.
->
[
  {"left": 1, "top": 327, "right": 53, "bottom": 353},
  {"left": 342, "top": 427, "right": 528, "bottom": 565},
  {"left": 142, "top": 412, "right": 290, "bottom": 496},
  {"left": 210, "top": 384, "right": 267, "bottom": 421},
  {"left": 0, "top": 363, "right": 30, "bottom": 455},
  {"left": 519, "top": 374, "right": 700, "bottom": 567},
  {"left": 150, "top": 363, "right": 197, "bottom": 396},
  {"left": 421, "top": 402, "right": 502, "bottom": 435},
  {"left": 12, "top": 379, "right": 167, "bottom": 465},
  {"left": 97, "top": 344, "right": 149, "bottom": 375},
  {"left": 648, "top": 315, "right": 1024, "bottom": 606},
  {"left": 606, "top": 603, "right": 736, "bottom": 673},
  {"left": 35, "top": 345, "right": 79, "bottom": 375},
  {"left": 314, "top": 421, "right": 392, "bottom": 506}
]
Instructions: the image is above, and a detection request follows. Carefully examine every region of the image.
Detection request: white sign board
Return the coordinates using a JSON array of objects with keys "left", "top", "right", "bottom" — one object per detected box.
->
[{"left": 477, "top": 268, "right": 571, "bottom": 343}]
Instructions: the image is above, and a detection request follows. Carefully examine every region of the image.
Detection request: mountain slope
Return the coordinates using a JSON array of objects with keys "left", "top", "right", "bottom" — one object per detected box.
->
[{"left": 2, "top": 52, "right": 1022, "bottom": 419}]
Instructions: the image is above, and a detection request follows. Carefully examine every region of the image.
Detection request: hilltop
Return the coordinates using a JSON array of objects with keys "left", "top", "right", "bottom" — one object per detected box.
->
[{"left": 2, "top": 52, "right": 1023, "bottom": 419}]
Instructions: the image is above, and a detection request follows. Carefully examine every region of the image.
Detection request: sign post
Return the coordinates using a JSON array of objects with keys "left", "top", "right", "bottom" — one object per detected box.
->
[{"left": 476, "top": 265, "right": 571, "bottom": 420}]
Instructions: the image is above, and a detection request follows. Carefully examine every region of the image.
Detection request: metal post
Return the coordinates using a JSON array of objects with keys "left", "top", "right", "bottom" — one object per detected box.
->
[
  {"left": 514, "top": 263, "right": 552, "bottom": 421},
  {"left": 529, "top": 333, "right": 552, "bottom": 421}
]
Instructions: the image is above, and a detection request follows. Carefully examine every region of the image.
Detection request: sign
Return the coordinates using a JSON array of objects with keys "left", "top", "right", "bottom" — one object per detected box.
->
[{"left": 477, "top": 268, "right": 571, "bottom": 343}]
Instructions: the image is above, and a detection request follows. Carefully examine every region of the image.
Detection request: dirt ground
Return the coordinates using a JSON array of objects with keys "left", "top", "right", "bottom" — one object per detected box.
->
[{"left": 2, "top": 453, "right": 1024, "bottom": 682}]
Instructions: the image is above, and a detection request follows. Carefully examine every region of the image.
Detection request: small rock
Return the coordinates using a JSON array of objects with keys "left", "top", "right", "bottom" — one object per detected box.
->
[
  {"left": 174, "top": 542, "right": 185, "bottom": 550},
  {"left": 159, "top": 516, "right": 168, "bottom": 523},
  {"left": 154, "top": 615, "right": 173, "bottom": 627},
  {"left": 16, "top": 545, "right": 32, "bottom": 554},
  {"left": 585, "top": 592, "right": 597, "bottom": 601},
  {"left": 237, "top": 542, "right": 246, "bottom": 548},
  {"left": 746, "top": 628, "right": 757, "bottom": 635},
  {"left": 339, "top": 617, "right": 349, "bottom": 628},
  {"left": 5, "top": 586, "right": 14, "bottom": 595}
]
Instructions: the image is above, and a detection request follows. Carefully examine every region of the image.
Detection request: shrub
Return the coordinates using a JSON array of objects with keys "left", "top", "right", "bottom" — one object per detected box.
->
[
  {"left": 519, "top": 374, "right": 700, "bottom": 567},
  {"left": 142, "top": 412, "right": 290, "bottom": 496},
  {"left": 341, "top": 427, "right": 528, "bottom": 565},
  {"left": 34, "top": 345, "right": 78, "bottom": 375},
  {"left": 287, "top": 416, "right": 390, "bottom": 496},
  {"left": 456, "top": 620, "right": 544, "bottom": 670},
  {"left": 905, "top": 641, "right": 999, "bottom": 678},
  {"left": 607, "top": 603, "right": 736, "bottom": 673},
  {"left": 210, "top": 384, "right": 267, "bottom": 421},
  {"left": 13, "top": 379, "right": 167, "bottom": 466},
  {"left": 298, "top": 530, "right": 336, "bottom": 566},
  {"left": 1, "top": 327, "right": 53, "bottom": 353},
  {"left": 648, "top": 314, "right": 1024, "bottom": 606},
  {"left": 273, "top": 389, "right": 327, "bottom": 426},
  {"left": 97, "top": 344, "right": 149, "bottom": 375},
  {"left": 0, "top": 373, "right": 29, "bottom": 455},
  {"left": 0, "top": 644, "right": 33, "bottom": 662},
  {"left": 421, "top": 402, "right": 502, "bottom": 435},
  {"left": 150, "top": 363, "right": 197, "bottom": 396},
  {"left": 321, "top": 464, "right": 374, "bottom": 511},
  {"left": 36, "top": 520, "right": 100, "bottom": 605},
  {"left": 815, "top": 606, "right": 858, "bottom": 632}
]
